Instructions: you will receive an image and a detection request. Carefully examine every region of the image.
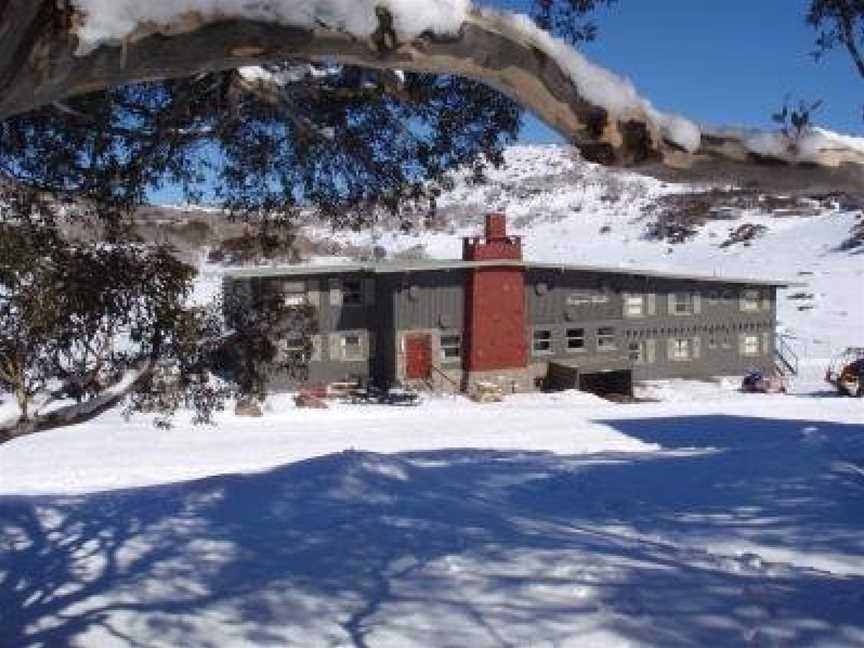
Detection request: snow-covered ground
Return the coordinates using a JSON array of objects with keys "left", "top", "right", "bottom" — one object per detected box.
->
[
  {"left": 1, "top": 376, "right": 863, "bottom": 646},
  {"left": 2, "top": 145, "right": 863, "bottom": 647}
]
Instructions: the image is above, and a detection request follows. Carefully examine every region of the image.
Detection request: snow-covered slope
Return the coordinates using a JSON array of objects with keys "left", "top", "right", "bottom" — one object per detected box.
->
[{"left": 329, "top": 144, "right": 863, "bottom": 356}]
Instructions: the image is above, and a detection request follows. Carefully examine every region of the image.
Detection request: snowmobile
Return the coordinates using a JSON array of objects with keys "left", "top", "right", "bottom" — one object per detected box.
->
[
  {"left": 825, "top": 348, "right": 864, "bottom": 397},
  {"left": 740, "top": 368, "right": 787, "bottom": 394}
]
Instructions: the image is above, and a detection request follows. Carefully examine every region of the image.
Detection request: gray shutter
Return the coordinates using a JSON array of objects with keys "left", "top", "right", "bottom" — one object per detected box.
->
[
  {"left": 622, "top": 293, "right": 631, "bottom": 318},
  {"left": 646, "top": 339, "right": 656, "bottom": 364},
  {"left": 738, "top": 333, "right": 747, "bottom": 356},
  {"left": 364, "top": 278, "right": 376, "bottom": 306},
  {"left": 647, "top": 293, "right": 657, "bottom": 316},
  {"left": 360, "top": 331, "right": 370, "bottom": 359},
  {"left": 667, "top": 294, "right": 675, "bottom": 316},
  {"left": 760, "top": 290, "right": 772, "bottom": 312},
  {"left": 692, "top": 336, "right": 701, "bottom": 360},
  {"left": 329, "top": 278, "right": 342, "bottom": 306},
  {"left": 311, "top": 335, "right": 322, "bottom": 362},
  {"left": 329, "top": 334, "right": 341, "bottom": 361},
  {"left": 307, "top": 279, "right": 321, "bottom": 308},
  {"left": 692, "top": 293, "right": 702, "bottom": 315},
  {"left": 761, "top": 332, "right": 771, "bottom": 356},
  {"left": 667, "top": 338, "right": 676, "bottom": 360}
]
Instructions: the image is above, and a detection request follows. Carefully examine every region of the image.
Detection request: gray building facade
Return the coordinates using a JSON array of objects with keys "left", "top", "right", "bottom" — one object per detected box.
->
[{"left": 223, "top": 215, "right": 792, "bottom": 396}]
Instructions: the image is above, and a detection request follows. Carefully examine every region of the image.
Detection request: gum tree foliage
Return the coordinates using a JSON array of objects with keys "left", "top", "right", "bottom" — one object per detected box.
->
[
  {"left": 0, "top": 218, "right": 195, "bottom": 439},
  {"left": 808, "top": 0, "right": 864, "bottom": 78},
  {"left": 0, "top": 1, "right": 609, "bottom": 437},
  {"left": 807, "top": 0, "right": 863, "bottom": 119}
]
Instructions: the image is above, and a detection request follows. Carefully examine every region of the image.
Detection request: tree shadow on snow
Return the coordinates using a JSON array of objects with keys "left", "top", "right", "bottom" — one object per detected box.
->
[{"left": 1, "top": 415, "right": 863, "bottom": 647}]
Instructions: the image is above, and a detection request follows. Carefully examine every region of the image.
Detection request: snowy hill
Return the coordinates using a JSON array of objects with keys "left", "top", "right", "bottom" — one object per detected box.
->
[{"left": 322, "top": 144, "right": 863, "bottom": 357}]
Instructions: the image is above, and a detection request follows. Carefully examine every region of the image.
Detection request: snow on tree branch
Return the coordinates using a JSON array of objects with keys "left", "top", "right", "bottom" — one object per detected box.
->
[{"left": 0, "top": 1, "right": 860, "bottom": 188}]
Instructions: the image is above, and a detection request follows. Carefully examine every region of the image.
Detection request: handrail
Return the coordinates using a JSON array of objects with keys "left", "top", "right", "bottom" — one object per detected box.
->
[
  {"left": 774, "top": 333, "right": 799, "bottom": 376},
  {"left": 430, "top": 364, "right": 459, "bottom": 389}
]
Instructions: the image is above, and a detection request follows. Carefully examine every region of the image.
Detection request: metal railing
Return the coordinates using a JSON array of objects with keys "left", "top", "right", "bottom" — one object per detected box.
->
[{"left": 774, "top": 334, "right": 799, "bottom": 376}]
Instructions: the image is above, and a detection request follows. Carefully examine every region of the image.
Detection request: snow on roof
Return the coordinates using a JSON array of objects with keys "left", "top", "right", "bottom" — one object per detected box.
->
[{"left": 223, "top": 259, "right": 797, "bottom": 287}]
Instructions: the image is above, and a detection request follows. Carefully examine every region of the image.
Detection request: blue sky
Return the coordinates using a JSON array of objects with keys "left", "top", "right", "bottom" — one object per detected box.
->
[{"left": 499, "top": 0, "right": 862, "bottom": 143}]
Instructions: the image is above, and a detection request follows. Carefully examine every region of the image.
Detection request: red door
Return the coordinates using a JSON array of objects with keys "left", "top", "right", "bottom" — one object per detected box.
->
[{"left": 405, "top": 335, "right": 432, "bottom": 380}]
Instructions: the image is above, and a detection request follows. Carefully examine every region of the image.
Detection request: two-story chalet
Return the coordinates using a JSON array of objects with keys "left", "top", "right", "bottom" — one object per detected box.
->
[{"left": 223, "top": 213, "right": 795, "bottom": 397}]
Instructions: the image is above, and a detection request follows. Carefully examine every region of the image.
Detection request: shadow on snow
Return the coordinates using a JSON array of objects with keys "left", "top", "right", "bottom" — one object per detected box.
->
[{"left": 1, "top": 415, "right": 863, "bottom": 646}]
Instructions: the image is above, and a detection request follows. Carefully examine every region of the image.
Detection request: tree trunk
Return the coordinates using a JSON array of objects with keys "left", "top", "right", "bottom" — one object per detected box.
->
[
  {"left": 0, "top": 360, "right": 155, "bottom": 446},
  {"left": 0, "top": 2, "right": 861, "bottom": 192}
]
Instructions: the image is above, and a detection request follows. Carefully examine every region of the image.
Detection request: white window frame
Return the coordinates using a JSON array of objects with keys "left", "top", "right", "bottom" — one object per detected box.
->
[
  {"left": 280, "top": 281, "right": 307, "bottom": 307},
  {"left": 341, "top": 333, "right": 364, "bottom": 361},
  {"left": 440, "top": 334, "right": 462, "bottom": 362},
  {"left": 566, "top": 328, "right": 585, "bottom": 352},
  {"left": 330, "top": 332, "right": 367, "bottom": 362},
  {"left": 532, "top": 329, "right": 553, "bottom": 355},
  {"left": 624, "top": 294, "right": 645, "bottom": 318},
  {"left": 671, "top": 338, "right": 691, "bottom": 361},
  {"left": 741, "top": 334, "right": 760, "bottom": 357},
  {"left": 597, "top": 326, "right": 617, "bottom": 351},
  {"left": 669, "top": 293, "right": 693, "bottom": 316}
]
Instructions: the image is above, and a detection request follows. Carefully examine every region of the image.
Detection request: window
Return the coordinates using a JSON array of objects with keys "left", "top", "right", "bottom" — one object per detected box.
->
[
  {"left": 440, "top": 335, "right": 462, "bottom": 361},
  {"left": 566, "top": 328, "right": 585, "bottom": 351},
  {"left": 533, "top": 329, "right": 553, "bottom": 354},
  {"left": 342, "top": 334, "right": 364, "bottom": 360},
  {"left": 342, "top": 280, "right": 364, "bottom": 306},
  {"left": 624, "top": 294, "right": 645, "bottom": 318},
  {"left": 670, "top": 293, "right": 693, "bottom": 315},
  {"left": 284, "top": 334, "right": 307, "bottom": 354},
  {"left": 671, "top": 338, "right": 691, "bottom": 361},
  {"left": 281, "top": 281, "right": 307, "bottom": 307},
  {"left": 597, "top": 327, "right": 616, "bottom": 351},
  {"left": 740, "top": 289, "right": 760, "bottom": 312},
  {"left": 741, "top": 334, "right": 760, "bottom": 356},
  {"left": 629, "top": 339, "right": 655, "bottom": 364}
]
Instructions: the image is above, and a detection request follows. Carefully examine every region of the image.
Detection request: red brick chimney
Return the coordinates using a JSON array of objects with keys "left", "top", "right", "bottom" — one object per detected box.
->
[
  {"left": 462, "top": 213, "right": 528, "bottom": 374},
  {"left": 463, "top": 212, "right": 523, "bottom": 261}
]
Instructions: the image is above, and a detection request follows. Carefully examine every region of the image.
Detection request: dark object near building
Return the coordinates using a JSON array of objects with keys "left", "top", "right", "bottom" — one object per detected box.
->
[
  {"left": 741, "top": 369, "right": 787, "bottom": 394},
  {"left": 826, "top": 348, "right": 864, "bottom": 397},
  {"left": 224, "top": 213, "right": 798, "bottom": 399}
]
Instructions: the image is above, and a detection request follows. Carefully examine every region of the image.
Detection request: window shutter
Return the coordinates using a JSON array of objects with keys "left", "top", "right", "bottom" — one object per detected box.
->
[
  {"left": 761, "top": 332, "right": 771, "bottom": 355},
  {"left": 311, "top": 335, "right": 322, "bottom": 362},
  {"left": 667, "top": 338, "right": 675, "bottom": 360},
  {"left": 647, "top": 293, "right": 656, "bottom": 316},
  {"left": 667, "top": 294, "right": 675, "bottom": 316},
  {"left": 692, "top": 336, "right": 702, "bottom": 359},
  {"left": 360, "top": 331, "right": 370, "bottom": 359},
  {"left": 692, "top": 293, "right": 702, "bottom": 315},
  {"left": 329, "top": 278, "right": 342, "bottom": 306},
  {"left": 307, "top": 280, "right": 321, "bottom": 308},
  {"left": 738, "top": 333, "right": 747, "bottom": 356},
  {"left": 646, "top": 339, "right": 656, "bottom": 364},
  {"left": 760, "top": 290, "right": 772, "bottom": 312},
  {"left": 364, "top": 278, "right": 376, "bottom": 306},
  {"left": 329, "top": 334, "right": 341, "bottom": 361},
  {"left": 622, "top": 293, "right": 631, "bottom": 318}
]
